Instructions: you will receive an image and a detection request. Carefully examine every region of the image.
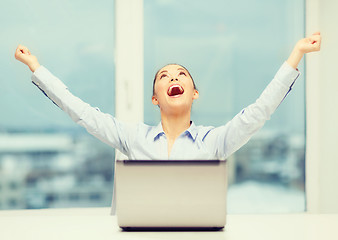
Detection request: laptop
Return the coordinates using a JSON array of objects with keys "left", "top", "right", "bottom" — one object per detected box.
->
[{"left": 115, "top": 159, "right": 227, "bottom": 230}]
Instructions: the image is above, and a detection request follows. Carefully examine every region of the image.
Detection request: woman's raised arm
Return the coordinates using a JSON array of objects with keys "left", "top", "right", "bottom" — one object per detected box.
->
[
  {"left": 205, "top": 32, "right": 321, "bottom": 159},
  {"left": 14, "top": 45, "right": 133, "bottom": 157}
]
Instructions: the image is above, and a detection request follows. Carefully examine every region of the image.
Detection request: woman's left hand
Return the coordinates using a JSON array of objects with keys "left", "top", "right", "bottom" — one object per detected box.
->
[
  {"left": 286, "top": 32, "right": 321, "bottom": 69},
  {"left": 295, "top": 32, "right": 321, "bottom": 54}
]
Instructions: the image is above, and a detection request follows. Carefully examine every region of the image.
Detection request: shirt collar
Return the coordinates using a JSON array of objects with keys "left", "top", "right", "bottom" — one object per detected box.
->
[
  {"left": 150, "top": 122, "right": 165, "bottom": 140},
  {"left": 185, "top": 121, "right": 198, "bottom": 141},
  {"left": 150, "top": 121, "right": 198, "bottom": 141}
]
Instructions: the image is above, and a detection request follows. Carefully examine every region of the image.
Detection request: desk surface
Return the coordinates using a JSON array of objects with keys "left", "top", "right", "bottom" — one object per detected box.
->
[{"left": 1, "top": 208, "right": 337, "bottom": 240}]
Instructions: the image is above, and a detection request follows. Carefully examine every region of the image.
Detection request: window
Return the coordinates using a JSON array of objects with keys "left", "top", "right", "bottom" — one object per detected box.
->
[
  {"left": 9, "top": 182, "right": 18, "bottom": 190},
  {"left": 144, "top": 0, "right": 305, "bottom": 213},
  {"left": 0, "top": 0, "right": 115, "bottom": 210},
  {"left": 89, "top": 193, "right": 102, "bottom": 201},
  {"left": 8, "top": 199, "right": 18, "bottom": 207}
]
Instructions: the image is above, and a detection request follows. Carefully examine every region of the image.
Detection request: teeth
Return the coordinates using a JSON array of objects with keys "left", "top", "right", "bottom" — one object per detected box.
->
[{"left": 168, "top": 85, "right": 184, "bottom": 96}]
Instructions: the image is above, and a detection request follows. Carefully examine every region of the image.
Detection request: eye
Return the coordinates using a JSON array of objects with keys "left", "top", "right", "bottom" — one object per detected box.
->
[
  {"left": 179, "top": 71, "right": 186, "bottom": 76},
  {"left": 160, "top": 74, "right": 168, "bottom": 79}
]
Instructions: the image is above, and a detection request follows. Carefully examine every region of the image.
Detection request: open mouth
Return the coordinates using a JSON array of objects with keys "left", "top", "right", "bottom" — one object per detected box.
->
[{"left": 167, "top": 84, "right": 184, "bottom": 97}]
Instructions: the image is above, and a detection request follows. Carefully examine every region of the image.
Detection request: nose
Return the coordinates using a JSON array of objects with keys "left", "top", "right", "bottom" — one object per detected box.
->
[{"left": 170, "top": 78, "right": 178, "bottom": 82}]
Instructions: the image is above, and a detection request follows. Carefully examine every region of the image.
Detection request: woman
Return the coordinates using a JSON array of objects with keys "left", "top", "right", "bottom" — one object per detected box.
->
[{"left": 14, "top": 32, "right": 321, "bottom": 160}]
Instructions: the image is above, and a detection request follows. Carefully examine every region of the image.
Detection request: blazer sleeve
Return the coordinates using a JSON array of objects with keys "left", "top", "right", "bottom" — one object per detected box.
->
[
  {"left": 31, "top": 66, "right": 132, "bottom": 156},
  {"left": 204, "top": 61, "right": 301, "bottom": 159}
]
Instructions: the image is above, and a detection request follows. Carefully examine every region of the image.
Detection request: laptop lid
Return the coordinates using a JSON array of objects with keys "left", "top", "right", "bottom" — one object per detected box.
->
[{"left": 115, "top": 160, "right": 227, "bottom": 229}]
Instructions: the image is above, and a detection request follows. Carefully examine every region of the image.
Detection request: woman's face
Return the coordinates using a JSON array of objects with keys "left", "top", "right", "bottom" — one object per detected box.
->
[{"left": 152, "top": 64, "right": 199, "bottom": 114}]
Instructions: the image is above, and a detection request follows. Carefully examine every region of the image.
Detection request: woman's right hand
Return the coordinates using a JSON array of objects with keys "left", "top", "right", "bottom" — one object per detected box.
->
[{"left": 15, "top": 44, "right": 41, "bottom": 72}]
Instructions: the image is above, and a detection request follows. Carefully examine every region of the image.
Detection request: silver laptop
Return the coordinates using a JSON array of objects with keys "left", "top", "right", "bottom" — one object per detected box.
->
[{"left": 115, "top": 159, "right": 227, "bottom": 230}]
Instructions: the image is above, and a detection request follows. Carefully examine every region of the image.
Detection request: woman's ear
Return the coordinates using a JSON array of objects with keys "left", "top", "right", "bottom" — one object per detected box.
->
[
  {"left": 193, "top": 89, "right": 199, "bottom": 100},
  {"left": 152, "top": 95, "right": 159, "bottom": 106}
]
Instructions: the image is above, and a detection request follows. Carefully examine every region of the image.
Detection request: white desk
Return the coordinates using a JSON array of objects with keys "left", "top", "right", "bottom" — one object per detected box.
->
[{"left": 1, "top": 208, "right": 337, "bottom": 240}]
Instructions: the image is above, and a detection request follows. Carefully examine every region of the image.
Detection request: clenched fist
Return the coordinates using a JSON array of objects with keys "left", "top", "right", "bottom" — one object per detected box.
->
[
  {"left": 14, "top": 45, "right": 40, "bottom": 72},
  {"left": 295, "top": 32, "right": 321, "bottom": 54},
  {"left": 287, "top": 32, "right": 322, "bottom": 69}
]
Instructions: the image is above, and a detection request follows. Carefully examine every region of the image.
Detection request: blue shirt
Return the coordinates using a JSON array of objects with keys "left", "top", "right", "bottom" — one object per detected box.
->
[{"left": 31, "top": 62, "right": 300, "bottom": 160}]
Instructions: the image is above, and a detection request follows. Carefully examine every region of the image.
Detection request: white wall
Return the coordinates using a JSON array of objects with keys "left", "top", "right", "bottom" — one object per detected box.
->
[{"left": 306, "top": 0, "right": 338, "bottom": 213}]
